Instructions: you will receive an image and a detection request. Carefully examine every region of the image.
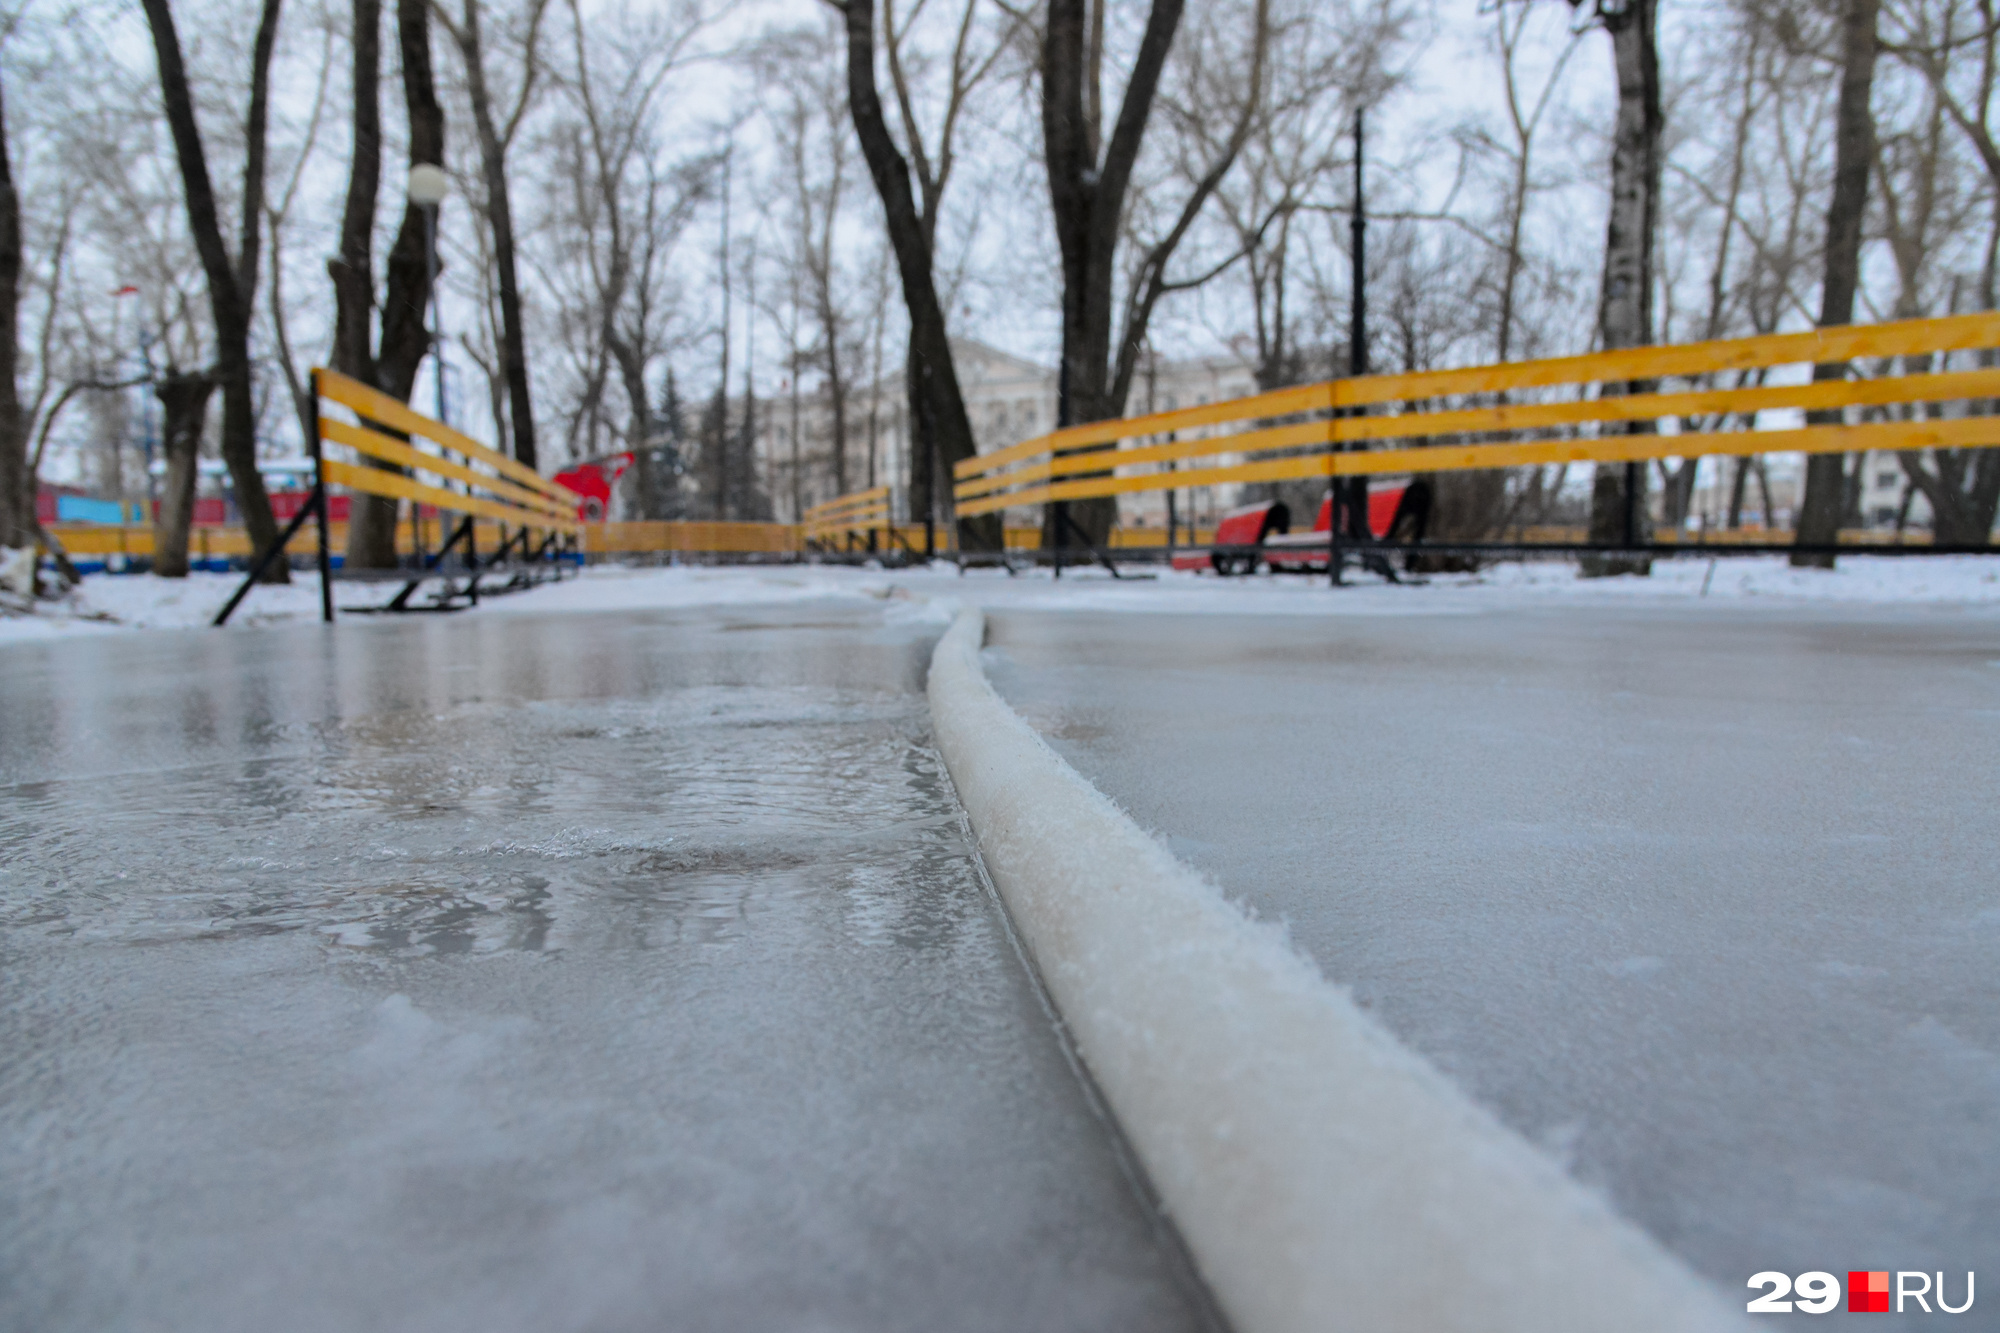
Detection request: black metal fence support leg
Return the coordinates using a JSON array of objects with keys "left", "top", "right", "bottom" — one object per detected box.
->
[
  {"left": 314, "top": 483, "right": 333, "bottom": 623},
  {"left": 213, "top": 490, "right": 325, "bottom": 627},
  {"left": 1328, "top": 483, "right": 1346, "bottom": 587},
  {"left": 1624, "top": 460, "right": 1640, "bottom": 548},
  {"left": 309, "top": 370, "right": 334, "bottom": 623},
  {"left": 464, "top": 518, "right": 479, "bottom": 606}
]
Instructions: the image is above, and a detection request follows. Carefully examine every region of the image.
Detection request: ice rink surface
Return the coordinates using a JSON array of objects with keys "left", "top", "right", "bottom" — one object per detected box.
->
[
  {"left": 983, "top": 598, "right": 2000, "bottom": 1306},
  {"left": 0, "top": 604, "right": 1208, "bottom": 1332}
]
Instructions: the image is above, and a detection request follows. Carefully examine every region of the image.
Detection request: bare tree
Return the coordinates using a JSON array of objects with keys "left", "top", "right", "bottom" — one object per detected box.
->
[
  {"left": 1485, "top": 6, "right": 1585, "bottom": 363},
  {"left": 1654, "top": 15, "right": 1767, "bottom": 530},
  {"left": 437, "top": 0, "right": 548, "bottom": 468},
  {"left": 328, "top": 0, "right": 450, "bottom": 569},
  {"left": 832, "top": 0, "right": 1001, "bottom": 547},
  {"left": 1040, "top": 0, "right": 1271, "bottom": 547},
  {"left": 1794, "top": 0, "right": 1884, "bottom": 565},
  {"left": 0, "top": 22, "right": 209, "bottom": 576},
  {"left": 0, "top": 77, "right": 26, "bottom": 554},
  {"left": 266, "top": 12, "right": 338, "bottom": 455},
  {"left": 140, "top": 0, "right": 289, "bottom": 581},
  {"left": 1881, "top": 0, "right": 2000, "bottom": 543},
  {"left": 803, "top": 117, "right": 854, "bottom": 498},
  {"left": 1578, "top": 0, "right": 1662, "bottom": 577},
  {"left": 861, "top": 240, "right": 894, "bottom": 490},
  {"left": 1220, "top": 0, "right": 1406, "bottom": 390},
  {"left": 762, "top": 24, "right": 859, "bottom": 499},
  {"left": 150, "top": 371, "right": 218, "bottom": 578},
  {"left": 543, "top": 0, "right": 707, "bottom": 515}
]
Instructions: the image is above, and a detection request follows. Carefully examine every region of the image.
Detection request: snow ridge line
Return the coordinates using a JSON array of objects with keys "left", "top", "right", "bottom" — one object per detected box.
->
[{"left": 927, "top": 607, "right": 1741, "bottom": 1333}]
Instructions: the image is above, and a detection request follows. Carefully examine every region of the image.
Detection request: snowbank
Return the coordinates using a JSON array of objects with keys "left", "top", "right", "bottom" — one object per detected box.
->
[
  {"left": 1443, "top": 552, "right": 2000, "bottom": 602},
  {"left": 927, "top": 552, "right": 2000, "bottom": 615},
  {"left": 927, "top": 605, "right": 1741, "bottom": 1333},
  {"left": 8, "top": 551, "right": 1998, "bottom": 645},
  {"left": 0, "top": 564, "right": 900, "bottom": 642}
]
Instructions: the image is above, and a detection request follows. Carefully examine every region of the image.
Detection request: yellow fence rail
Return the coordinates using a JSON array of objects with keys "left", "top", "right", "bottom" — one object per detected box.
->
[
  {"left": 953, "top": 313, "right": 2000, "bottom": 519},
  {"left": 583, "top": 521, "right": 802, "bottom": 556},
  {"left": 56, "top": 519, "right": 1932, "bottom": 568},
  {"left": 59, "top": 519, "right": 526, "bottom": 563},
  {"left": 62, "top": 519, "right": 809, "bottom": 563},
  {"left": 802, "top": 486, "right": 894, "bottom": 547},
  {"left": 214, "top": 370, "right": 588, "bottom": 626},
  {"left": 315, "top": 369, "right": 583, "bottom": 535}
]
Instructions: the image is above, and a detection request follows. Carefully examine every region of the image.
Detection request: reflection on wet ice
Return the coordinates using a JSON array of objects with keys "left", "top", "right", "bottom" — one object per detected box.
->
[{"left": 0, "top": 605, "right": 1208, "bottom": 1333}]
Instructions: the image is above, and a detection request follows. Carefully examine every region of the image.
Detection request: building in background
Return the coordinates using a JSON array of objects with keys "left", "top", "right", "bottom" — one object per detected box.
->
[{"left": 747, "top": 339, "right": 1260, "bottom": 533}]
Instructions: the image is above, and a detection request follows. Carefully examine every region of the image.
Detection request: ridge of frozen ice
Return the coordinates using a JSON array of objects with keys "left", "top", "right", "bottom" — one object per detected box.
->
[{"left": 927, "top": 605, "right": 1743, "bottom": 1333}]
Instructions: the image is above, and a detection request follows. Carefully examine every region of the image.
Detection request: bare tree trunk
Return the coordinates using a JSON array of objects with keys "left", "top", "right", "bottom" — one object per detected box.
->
[
  {"left": 0, "top": 78, "right": 27, "bottom": 553},
  {"left": 329, "top": 0, "right": 381, "bottom": 387},
  {"left": 1794, "top": 0, "right": 1880, "bottom": 567},
  {"left": 1727, "top": 456, "right": 1750, "bottom": 529},
  {"left": 151, "top": 373, "right": 218, "bottom": 579},
  {"left": 788, "top": 330, "right": 803, "bottom": 520},
  {"left": 608, "top": 339, "right": 652, "bottom": 513},
  {"left": 839, "top": 0, "right": 991, "bottom": 548},
  {"left": 827, "top": 338, "right": 849, "bottom": 497},
  {"left": 141, "top": 0, "right": 290, "bottom": 582},
  {"left": 733, "top": 352, "right": 766, "bottom": 520},
  {"left": 330, "top": 0, "right": 387, "bottom": 562},
  {"left": 1042, "top": 0, "right": 1184, "bottom": 546},
  {"left": 865, "top": 249, "right": 888, "bottom": 491},
  {"left": 380, "top": 0, "right": 445, "bottom": 402},
  {"left": 1901, "top": 447, "right": 2000, "bottom": 541},
  {"left": 344, "top": 0, "right": 447, "bottom": 568},
  {"left": 1580, "top": 0, "right": 1660, "bottom": 578}
]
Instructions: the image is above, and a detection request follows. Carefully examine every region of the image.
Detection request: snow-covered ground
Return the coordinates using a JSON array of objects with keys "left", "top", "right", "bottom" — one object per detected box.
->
[{"left": 4, "top": 551, "right": 2000, "bottom": 644}]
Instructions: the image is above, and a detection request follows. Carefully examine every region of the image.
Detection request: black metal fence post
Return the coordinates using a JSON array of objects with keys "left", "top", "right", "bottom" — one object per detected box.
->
[
  {"left": 311, "top": 370, "right": 334, "bottom": 622},
  {"left": 1623, "top": 459, "right": 1641, "bottom": 548},
  {"left": 1334, "top": 106, "right": 1368, "bottom": 589}
]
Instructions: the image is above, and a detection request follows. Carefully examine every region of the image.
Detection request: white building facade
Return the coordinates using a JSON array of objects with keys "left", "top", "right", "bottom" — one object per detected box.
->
[{"left": 751, "top": 339, "right": 1261, "bottom": 531}]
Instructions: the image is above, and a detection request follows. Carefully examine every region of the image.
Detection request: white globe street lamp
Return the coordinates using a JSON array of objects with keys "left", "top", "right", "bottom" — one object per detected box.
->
[
  {"left": 408, "top": 164, "right": 450, "bottom": 428},
  {"left": 407, "top": 162, "right": 450, "bottom": 208}
]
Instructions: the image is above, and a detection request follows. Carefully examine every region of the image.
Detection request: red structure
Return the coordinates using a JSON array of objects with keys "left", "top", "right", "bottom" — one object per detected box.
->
[
  {"left": 1172, "top": 481, "right": 1424, "bottom": 575},
  {"left": 553, "top": 452, "right": 634, "bottom": 522}
]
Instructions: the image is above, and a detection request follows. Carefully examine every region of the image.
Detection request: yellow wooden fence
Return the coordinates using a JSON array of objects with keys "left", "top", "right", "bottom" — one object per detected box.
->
[
  {"left": 54, "top": 519, "right": 809, "bottom": 561},
  {"left": 315, "top": 369, "right": 583, "bottom": 537},
  {"left": 802, "top": 486, "right": 892, "bottom": 547},
  {"left": 953, "top": 313, "right": 2000, "bottom": 517}
]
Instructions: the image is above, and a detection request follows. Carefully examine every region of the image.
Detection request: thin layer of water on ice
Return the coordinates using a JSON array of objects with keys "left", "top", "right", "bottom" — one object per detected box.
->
[{"left": 0, "top": 603, "right": 1205, "bottom": 1333}]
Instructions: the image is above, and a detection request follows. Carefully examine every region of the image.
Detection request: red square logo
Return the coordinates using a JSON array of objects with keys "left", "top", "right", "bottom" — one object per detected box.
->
[{"left": 1848, "top": 1271, "right": 1890, "bottom": 1313}]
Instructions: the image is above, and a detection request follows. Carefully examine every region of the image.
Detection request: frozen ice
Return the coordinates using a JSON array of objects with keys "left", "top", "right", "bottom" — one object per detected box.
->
[
  {"left": 0, "top": 603, "right": 1207, "bottom": 1332},
  {"left": 928, "top": 609, "right": 1737, "bottom": 1333},
  {"left": 981, "top": 600, "right": 2000, "bottom": 1294}
]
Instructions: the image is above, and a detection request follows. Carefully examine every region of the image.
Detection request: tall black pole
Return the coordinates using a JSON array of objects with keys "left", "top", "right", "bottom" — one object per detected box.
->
[
  {"left": 406, "top": 200, "right": 441, "bottom": 567},
  {"left": 1051, "top": 357, "right": 1070, "bottom": 578},
  {"left": 1335, "top": 107, "right": 1367, "bottom": 587},
  {"left": 426, "top": 203, "right": 445, "bottom": 426},
  {"left": 1350, "top": 108, "right": 1367, "bottom": 381},
  {"left": 310, "top": 370, "right": 333, "bottom": 622}
]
